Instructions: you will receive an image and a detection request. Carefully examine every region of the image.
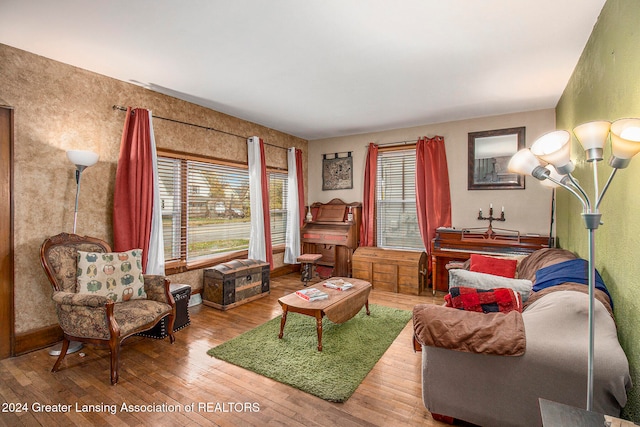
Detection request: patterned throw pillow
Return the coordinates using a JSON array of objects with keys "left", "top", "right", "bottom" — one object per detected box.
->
[{"left": 76, "top": 249, "right": 146, "bottom": 303}]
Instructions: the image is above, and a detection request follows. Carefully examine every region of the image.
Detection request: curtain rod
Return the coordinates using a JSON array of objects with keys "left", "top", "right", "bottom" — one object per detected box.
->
[
  {"left": 112, "top": 105, "right": 288, "bottom": 150},
  {"left": 364, "top": 136, "right": 444, "bottom": 148},
  {"left": 365, "top": 139, "right": 418, "bottom": 148}
]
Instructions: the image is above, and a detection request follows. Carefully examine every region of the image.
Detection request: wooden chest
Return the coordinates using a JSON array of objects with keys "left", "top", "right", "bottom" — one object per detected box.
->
[
  {"left": 203, "top": 259, "right": 270, "bottom": 310},
  {"left": 352, "top": 247, "right": 428, "bottom": 295}
]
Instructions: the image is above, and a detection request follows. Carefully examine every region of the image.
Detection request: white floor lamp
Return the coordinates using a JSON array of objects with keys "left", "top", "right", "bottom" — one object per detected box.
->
[
  {"left": 67, "top": 150, "right": 99, "bottom": 233},
  {"left": 49, "top": 149, "right": 99, "bottom": 357},
  {"left": 508, "top": 118, "right": 640, "bottom": 411}
]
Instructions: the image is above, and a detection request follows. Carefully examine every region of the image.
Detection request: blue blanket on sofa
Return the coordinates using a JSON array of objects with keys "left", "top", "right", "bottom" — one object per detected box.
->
[{"left": 533, "top": 259, "right": 612, "bottom": 308}]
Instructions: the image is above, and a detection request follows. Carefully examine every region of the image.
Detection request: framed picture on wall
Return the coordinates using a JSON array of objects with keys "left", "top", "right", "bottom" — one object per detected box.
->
[
  {"left": 322, "top": 152, "right": 353, "bottom": 190},
  {"left": 468, "top": 127, "right": 526, "bottom": 190}
]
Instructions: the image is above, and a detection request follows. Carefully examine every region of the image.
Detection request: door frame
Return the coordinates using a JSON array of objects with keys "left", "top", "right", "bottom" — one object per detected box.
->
[{"left": 0, "top": 106, "right": 14, "bottom": 359}]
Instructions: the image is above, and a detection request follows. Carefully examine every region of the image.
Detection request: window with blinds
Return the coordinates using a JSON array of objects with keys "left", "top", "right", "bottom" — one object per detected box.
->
[
  {"left": 376, "top": 149, "right": 424, "bottom": 250},
  {"left": 158, "top": 156, "right": 184, "bottom": 263},
  {"left": 269, "top": 172, "right": 288, "bottom": 246},
  {"left": 157, "top": 153, "right": 288, "bottom": 268}
]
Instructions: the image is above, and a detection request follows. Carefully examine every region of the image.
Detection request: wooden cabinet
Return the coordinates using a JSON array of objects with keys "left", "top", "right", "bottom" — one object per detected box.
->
[{"left": 352, "top": 247, "right": 428, "bottom": 295}]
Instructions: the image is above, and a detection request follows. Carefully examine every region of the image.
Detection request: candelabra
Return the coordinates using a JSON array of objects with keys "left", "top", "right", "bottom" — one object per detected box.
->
[{"left": 477, "top": 204, "right": 505, "bottom": 238}]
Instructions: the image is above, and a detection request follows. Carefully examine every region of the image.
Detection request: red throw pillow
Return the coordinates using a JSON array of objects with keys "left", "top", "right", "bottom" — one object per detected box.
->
[
  {"left": 469, "top": 254, "right": 517, "bottom": 278},
  {"left": 444, "top": 287, "right": 522, "bottom": 313}
]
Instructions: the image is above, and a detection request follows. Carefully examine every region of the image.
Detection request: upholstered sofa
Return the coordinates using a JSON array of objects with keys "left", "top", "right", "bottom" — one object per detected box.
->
[{"left": 413, "top": 248, "right": 632, "bottom": 427}]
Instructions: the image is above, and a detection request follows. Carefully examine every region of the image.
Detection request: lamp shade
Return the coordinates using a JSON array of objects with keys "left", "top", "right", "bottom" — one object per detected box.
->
[
  {"left": 610, "top": 118, "right": 640, "bottom": 168},
  {"left": 530, "top": 130, "right": 574, "bottom": 174},
  {"left": 573, "top": 121, "right": 611, "bottom": 162},
  {"left": 508, "top": 148, "right": 548, "bottom": 180},
  {"left": 67, "top": 150, "right": 99, "bottom": 167}
]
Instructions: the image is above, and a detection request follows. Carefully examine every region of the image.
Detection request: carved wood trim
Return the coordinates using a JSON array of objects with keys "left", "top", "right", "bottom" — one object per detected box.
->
[{"left": 40, "top": 233, "right": 112, "bottom": 292}]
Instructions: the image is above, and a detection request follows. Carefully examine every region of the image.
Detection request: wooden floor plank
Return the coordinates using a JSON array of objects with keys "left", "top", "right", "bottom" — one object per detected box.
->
[{"left": 0, "top": 274, "right": 449, "bottom": 426}]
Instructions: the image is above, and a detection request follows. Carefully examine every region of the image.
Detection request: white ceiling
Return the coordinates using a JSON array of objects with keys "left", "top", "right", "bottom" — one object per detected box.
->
[{"left": 0, "top": 1, "right": 605, "bottom": 140}]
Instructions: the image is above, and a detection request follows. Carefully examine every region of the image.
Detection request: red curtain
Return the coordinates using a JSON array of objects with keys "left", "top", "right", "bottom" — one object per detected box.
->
[
  {"left": 259, "top": 138, "right": 274, "bottom": 268},
  {"left": 295, "top": 148, "right": 305, "bottom": 227},
  {"left": 113, "top": 107, "right": 153, "bottom": 271},
  {"left": 360, "top": 143, "right": 378, "bottom": 246},
  {"left": 416, "top": 136, "right": 452, "bottom": 264}
]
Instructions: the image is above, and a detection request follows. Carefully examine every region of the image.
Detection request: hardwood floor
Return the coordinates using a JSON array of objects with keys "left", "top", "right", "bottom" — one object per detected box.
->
[{"left": 0, "top": 274, "right": 448, "bottom": 426}]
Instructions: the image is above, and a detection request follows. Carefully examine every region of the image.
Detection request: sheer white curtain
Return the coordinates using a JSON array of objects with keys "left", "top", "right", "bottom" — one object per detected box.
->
[
  {"left": 284, "top": 147, "right": 301, "bottom": 264},
  {"left": 146, "top": 111, "right": 165, "bottom": 275},
  {"left": 247, "top": 136, "right": 273, "bottom": 265}
]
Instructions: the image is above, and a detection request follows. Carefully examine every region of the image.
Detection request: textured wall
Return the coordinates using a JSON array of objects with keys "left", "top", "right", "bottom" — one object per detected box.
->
[
  {"left": 309, "top": 109, "right": 556, "bottom": 235},
  {"left": 555, "top": 0, "right": 640, "bottom": 420},
  {"left": 1, "top": 44, "right": 307, "bottom": 335}
]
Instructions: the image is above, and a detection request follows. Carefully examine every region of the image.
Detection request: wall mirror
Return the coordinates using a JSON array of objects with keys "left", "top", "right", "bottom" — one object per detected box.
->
[{"left": 468, "top": 126, "right": 525, "bottom": 190}]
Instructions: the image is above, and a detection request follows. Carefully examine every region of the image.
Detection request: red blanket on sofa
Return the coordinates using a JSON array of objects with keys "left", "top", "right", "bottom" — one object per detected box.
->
[{"left": 445, "top": 286, "right": 522, "bottom": 313}]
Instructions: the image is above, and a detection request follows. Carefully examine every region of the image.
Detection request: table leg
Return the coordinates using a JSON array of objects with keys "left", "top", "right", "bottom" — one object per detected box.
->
[
  {"left": 278, "top": 305, "right": 289, "bottom": 339},
  {"left": 365, "top": 299, "right": 370, "bottom": 316},
  {"left": 315, "top": 312, "right": 323, "bottom": 351}
]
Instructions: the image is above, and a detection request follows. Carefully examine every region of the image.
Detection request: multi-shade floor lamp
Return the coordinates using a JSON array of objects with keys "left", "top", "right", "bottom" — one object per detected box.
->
[
  {"left": 48, "top": 149, "right": 99, "bottom": 357},
  {"left": 508, "top": 118, "right": 640, "bottom": 411}
]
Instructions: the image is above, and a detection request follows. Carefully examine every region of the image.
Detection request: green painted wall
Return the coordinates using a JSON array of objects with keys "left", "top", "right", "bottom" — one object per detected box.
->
[{"left": 555, "top": 0, "right": 640, "bottom": 420}]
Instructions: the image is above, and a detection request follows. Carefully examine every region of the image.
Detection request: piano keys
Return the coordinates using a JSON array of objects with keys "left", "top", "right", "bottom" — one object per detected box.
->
[
  {"left": 430, "top": 227, "right": 552, "bottom": 294},
  {"left": 300, "top": 199, "right": 361, "bottom": 277}
]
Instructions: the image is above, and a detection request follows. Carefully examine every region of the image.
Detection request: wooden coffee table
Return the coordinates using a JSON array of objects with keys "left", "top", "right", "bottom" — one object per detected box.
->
[{"left": 277, "top": 277, "right": 372, "bottom": 351}]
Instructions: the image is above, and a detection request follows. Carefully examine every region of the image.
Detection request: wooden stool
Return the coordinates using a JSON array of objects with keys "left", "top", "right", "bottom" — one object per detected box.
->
[{"left": 297, "top": 253, "right": 323, "bottom": 286}]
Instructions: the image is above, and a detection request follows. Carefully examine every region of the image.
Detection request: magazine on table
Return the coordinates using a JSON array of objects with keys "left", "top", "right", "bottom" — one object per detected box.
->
[
  {"left": 295, "top": 288, "right": 329, "bottom": 301},
  {"left": 322, "top": 278, "right": 353, "bottom": 291}
]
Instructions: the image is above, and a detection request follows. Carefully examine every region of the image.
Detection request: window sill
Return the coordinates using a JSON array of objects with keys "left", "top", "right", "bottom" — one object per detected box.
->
[{"left": 164, "top": 245, "right": 285, "bottom": 275}]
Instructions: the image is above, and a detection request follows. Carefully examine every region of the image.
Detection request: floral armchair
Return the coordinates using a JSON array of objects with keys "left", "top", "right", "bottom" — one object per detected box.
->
[{"left": 40, "top": 232, "right": 176, "bottom": 384}]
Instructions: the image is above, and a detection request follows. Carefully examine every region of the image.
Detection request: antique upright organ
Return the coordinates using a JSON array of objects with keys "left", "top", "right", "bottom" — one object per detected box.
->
[{"left": 300, "top": 199, "right": 361, "bottom": 277}]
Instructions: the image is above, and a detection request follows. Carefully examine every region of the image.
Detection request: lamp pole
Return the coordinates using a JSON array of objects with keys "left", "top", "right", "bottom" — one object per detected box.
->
[
  {"left": 72, "top": 165, "right": 88, "bottom": 233},
  {"left": 545, "top": 175, "right": 600, "bottom": 411},
  {"left": 583, "top": 212, "right": 601, "bottom": 411}
]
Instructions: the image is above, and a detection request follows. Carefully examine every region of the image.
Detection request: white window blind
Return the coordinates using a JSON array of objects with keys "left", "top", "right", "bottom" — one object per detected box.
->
[
  {"left": 269, "top": 172, "right": 288, "bottom": 246},
  {"left": 376, "top": 149, "right": 424, "bottom": 250},
  {"left": 158, "top": 157, "right": 184, "bottom": 262},
  {"left": 158, "top": 154, "right": 288, "bottom": 267},
  {"left": 187, "top": 160, "right": 251, "bottom": 260}
]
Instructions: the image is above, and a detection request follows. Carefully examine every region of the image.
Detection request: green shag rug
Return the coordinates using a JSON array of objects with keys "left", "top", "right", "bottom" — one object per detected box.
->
[{"left": 207, "top": 304, "right": 412, "bottom": 402}]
